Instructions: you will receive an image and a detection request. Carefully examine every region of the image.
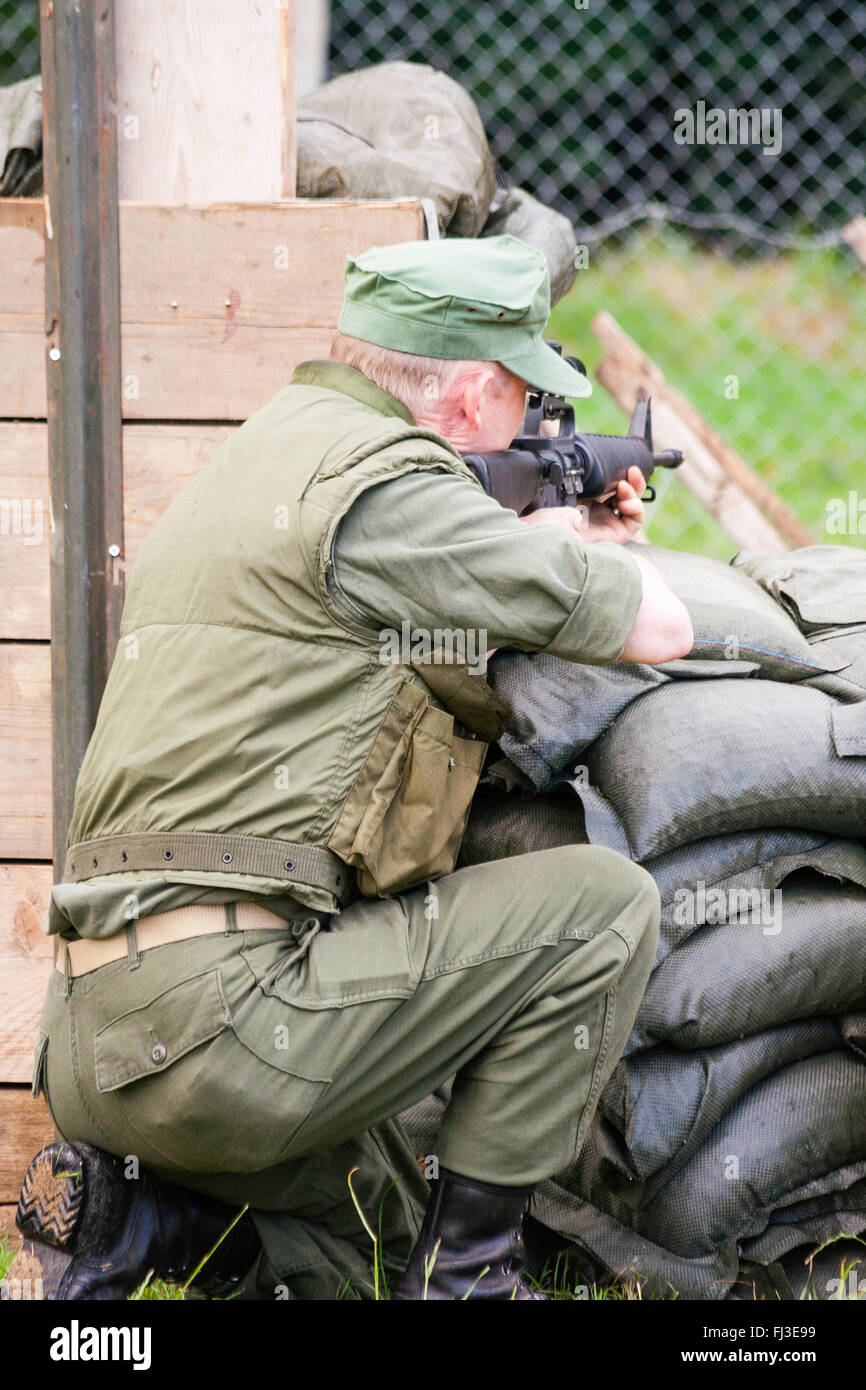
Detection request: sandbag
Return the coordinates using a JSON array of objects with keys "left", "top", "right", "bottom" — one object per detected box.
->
[
  {"left": 488, "top": 543, "right": 843, "bottom": 792},
  {"left": 646, "top": 827, "right": 848, "bottom": 910},
  {"left": 457, "top": 782, "right": 587, "bottom": 866},
  {"left": 631, "top": 876, "right": 866, "bottom": 1051},
  {"left": 0, "top": 75, "right": 41, "bottom": 164},
  {"left": 581, "top": 679, "right": 866, "bottom": 861},
  {"left": 0, "top": 75, "right": 42, "bottom": 196},
  {"left": 402, "top": 541, "right": 866, "bottom": 1300},
  {"left": 489, "top": 650, "right": 669, "bottom": 790},
  {"left": 601, "top": 1020, "right": 841, "bottom": 1183},
  {"left": 403, "top": 1049, "right": 866, "bottom": 1298},
  {"left": 633, "top": 1052, "right": 866, "bottom": 1261},
  {"left": 804, "top": 625, "right": 866, "bottom": 701},
  {"left": 482, "top": 185, "right": 578, "bottom": 304},
  {"left": 643, "top": 830, "right": 866, "bottom": 964},
  {"left": 297, "top": 62, "right": 582, "bottom": 304},
  {"left": 732, "top": 544, "right": 866, "bottom": 635},
  {"left": 530, "top": 1182, "right": 741, "bottom": 1300},
  {"left": 297, "top": 62, "right": 496, "bottom": 237},
  {"left": 632, "top": 543, "right": 845, "bottom": 680},
  {"left": 488, "top": 648, "right": 768, "bottom": 795}
]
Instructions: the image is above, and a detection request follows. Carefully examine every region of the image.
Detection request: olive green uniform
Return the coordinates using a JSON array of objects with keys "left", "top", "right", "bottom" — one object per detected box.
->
[{"left": 37, "top": 247, "right": 660, "bottom": 1298}]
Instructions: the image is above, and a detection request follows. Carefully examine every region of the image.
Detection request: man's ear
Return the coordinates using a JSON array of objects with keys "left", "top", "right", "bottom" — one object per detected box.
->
[{"left": 458, "top": 366, "right": 497, "bottom": 431}]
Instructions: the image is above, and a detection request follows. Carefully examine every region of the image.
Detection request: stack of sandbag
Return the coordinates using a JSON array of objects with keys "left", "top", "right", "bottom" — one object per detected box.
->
[
  {"left": 297, "top": 61, "right": 580, "bottom": 303},
  {"left": 401, "top": 543, "right": 866, "bottom": 1299}
]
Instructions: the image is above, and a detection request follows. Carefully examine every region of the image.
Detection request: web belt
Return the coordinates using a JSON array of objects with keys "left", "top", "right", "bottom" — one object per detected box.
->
[{"left": 63, "top": 831, "right": 351, "bottom": 905}]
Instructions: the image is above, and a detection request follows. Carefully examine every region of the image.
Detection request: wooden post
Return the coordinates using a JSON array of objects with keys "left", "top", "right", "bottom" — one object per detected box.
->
[{"left": 41, "top": 0, "right": 124, "bottom": 875}]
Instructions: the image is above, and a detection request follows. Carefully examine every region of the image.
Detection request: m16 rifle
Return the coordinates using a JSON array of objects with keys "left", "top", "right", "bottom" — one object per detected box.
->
[{"left": 464, "top": 345, "right": 683, "bottom": 515}]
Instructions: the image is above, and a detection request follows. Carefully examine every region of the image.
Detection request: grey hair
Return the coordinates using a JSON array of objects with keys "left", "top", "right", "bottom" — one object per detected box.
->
[{"left": 329, "top": 330, "right": 512, "bottom": 420}]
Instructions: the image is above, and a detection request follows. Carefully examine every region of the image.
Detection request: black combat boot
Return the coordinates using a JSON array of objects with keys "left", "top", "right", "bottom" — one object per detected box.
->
[
  {"left": 393, "top": 1167, "right": 546, "bottom": 1300},
  {"left": 9, "top": 1141, "right": 260, "bottom": 1300}
]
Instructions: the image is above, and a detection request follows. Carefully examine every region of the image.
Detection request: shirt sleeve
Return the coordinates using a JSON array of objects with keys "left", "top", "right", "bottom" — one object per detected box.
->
[{"left": 327, "top": 468, "right": 643, "bottom": 665}]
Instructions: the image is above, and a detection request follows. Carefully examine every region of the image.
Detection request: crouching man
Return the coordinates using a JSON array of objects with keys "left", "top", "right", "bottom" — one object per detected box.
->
[{"left": 12, "top": 235, "right": 691, "bottom": 1300}]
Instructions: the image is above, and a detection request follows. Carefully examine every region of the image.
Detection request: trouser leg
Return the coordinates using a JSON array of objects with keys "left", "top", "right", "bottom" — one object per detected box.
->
[
  {"left": 217, "top": 845, "right": 660, "bottom": 1293},
  {"left": 36, "top": 845, "right": 659, "bottom": 1292},
  {"left": 282, "top": 845, "right": 660, "bottom": 1186},
  {"left": 232, "top": 1121, "right": 428, "bottom": 1300}
]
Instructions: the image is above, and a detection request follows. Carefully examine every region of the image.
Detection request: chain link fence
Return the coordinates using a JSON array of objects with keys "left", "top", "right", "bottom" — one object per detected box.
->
[
  {"left": 330, "top": 0, "right": 866, "bottom": 557},
  {"left": 0, "top": 0, "right": 38, "bottom": 85}
]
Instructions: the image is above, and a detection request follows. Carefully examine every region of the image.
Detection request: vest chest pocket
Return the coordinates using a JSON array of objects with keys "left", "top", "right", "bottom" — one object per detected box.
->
[{"left": 328, "top": 680, "right": 487, "bottom": 898}]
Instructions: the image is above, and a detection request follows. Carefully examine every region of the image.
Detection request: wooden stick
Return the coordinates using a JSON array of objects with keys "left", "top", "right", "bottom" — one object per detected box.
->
[
  {"left": 591, "top": 311, "right": 814, "bottom": 553},
  {"left": 842, "top": 215, "right": 866, "bottom": 268}
]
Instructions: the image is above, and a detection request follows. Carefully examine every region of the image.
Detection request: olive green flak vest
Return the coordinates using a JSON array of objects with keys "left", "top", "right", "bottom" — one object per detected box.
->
[{"left": 65, "top": 364, "right": 510, "bottom": 913}]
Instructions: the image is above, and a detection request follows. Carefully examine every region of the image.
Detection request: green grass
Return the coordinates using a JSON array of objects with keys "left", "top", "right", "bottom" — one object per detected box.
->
[
  {"left": 130, "top": 1274, "right": 188, "bottom": 1300},
  {"left": 2, "top": 1206, "right": 863, "bottom": 1301},
  {"left": 0, "top": 1231, "right": 13, "bottom": 1284},
  {"left": 527, "top": 1250, "right": 677, "bottom": 1301},
  {"left": 548, "top": 228, "right": 866, "bottom": 559}
]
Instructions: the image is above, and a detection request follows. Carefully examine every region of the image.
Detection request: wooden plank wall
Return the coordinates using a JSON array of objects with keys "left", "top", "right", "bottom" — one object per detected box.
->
[
  {"left": 0, "top": 195, "right": 425, "bottom": 1209},
  {"left": 4, "top": 200, "right": 427, "bottom": 420}
]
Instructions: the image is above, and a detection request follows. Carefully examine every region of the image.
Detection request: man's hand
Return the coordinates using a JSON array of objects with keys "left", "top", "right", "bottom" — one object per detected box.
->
[{"left": 518, "top": 466, "right": 647, "bottom": 545}]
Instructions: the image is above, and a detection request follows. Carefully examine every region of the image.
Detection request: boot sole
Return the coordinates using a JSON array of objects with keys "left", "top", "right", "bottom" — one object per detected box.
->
[
  {"left": 10, "top": 1139, "right": 257, "bottom": 1300},
  {"left": 16, "top": 1142, "right": 86, "bottom": 1252}
]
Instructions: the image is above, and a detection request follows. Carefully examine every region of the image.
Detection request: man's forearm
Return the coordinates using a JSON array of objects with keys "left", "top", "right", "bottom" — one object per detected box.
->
[
  {"left": 618, "top": 550, "right": 694, "bottom": 663},
  {"left": 329, "top": 470, "right": 647, "bottom": 666}
]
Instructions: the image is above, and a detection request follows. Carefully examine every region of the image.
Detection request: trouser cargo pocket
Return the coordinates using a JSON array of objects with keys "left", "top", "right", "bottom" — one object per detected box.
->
[{"left": 93, "top": 967, "right": 330, "bottom": 1173}]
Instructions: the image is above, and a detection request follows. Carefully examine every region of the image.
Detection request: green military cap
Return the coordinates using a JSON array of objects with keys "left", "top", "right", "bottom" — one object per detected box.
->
[{"left": 338, "top": 234, "right": 592, "bottom": 399}]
